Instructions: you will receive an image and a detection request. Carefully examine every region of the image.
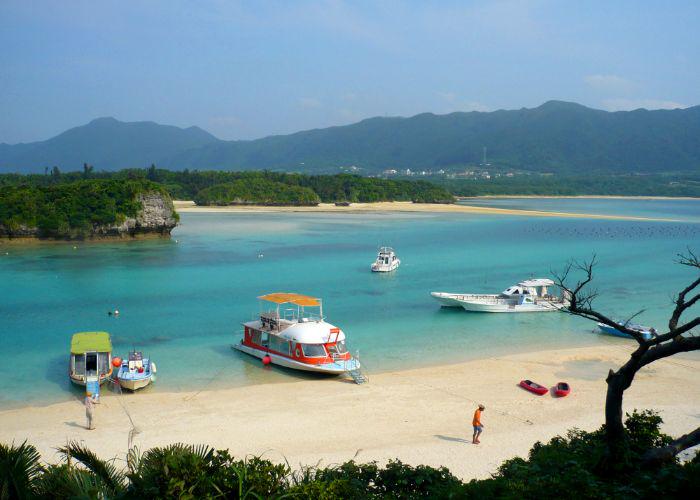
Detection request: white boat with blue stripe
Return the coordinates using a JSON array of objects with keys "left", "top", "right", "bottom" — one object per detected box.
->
[{"left": 431, "top": 278, "right": 569, "bottom": 313}]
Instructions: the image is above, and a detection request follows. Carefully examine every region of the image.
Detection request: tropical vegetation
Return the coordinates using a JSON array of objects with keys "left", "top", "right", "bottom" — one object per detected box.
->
[
  {"left": 1, "top": 411, "right": 697, "bottom": 498},
  {"left": 0, "top": 178, "right": 173, "bottom": 238},
  {"left": 0, "top": 168, "right": 456, "bottom": 206}
]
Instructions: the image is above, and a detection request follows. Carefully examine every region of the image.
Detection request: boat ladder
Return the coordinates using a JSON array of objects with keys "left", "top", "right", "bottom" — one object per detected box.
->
[
  {"left": 347, "top": 350, "right": 368, "bottom": 385},
  {"left": 86, "top": 375, "right": 100, "bottom": 401}
]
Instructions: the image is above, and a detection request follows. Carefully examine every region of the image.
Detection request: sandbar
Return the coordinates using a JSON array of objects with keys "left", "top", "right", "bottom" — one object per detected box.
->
[{"left": 173, "top": 201, "right": 679, "bottom": 222}]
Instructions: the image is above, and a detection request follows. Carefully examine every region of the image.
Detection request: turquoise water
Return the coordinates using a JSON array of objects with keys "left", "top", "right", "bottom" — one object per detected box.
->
[
  {"left": 1, "top": 199, "right": 699, "bottom": 408},
  {"left": 460, "top": 197, "right": 700, "bottom": 222}
]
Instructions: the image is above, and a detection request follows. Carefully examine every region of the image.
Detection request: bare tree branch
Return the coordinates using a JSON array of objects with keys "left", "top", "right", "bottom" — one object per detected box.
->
[{"left": 642, "top": 426, "right": 700, "bottom": 465}]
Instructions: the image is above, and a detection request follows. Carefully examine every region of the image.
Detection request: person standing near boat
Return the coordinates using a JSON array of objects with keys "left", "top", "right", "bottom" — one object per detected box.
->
[
  {"left": 472, "top": 404, "right": 485, "bottom": 444},
  {"left": 85, "top": 392, "right": 95, "bottom": 430}
]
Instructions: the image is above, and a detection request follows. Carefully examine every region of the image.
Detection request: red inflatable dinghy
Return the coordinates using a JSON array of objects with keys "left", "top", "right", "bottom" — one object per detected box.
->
[
  {"left": 554, "top": 382, "right": 570, "bottom": 397},
  {"left": 519, "top": 379, "right": 548, "bottom": 395}
]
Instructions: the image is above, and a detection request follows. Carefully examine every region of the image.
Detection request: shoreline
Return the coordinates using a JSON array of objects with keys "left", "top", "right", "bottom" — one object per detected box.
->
[
  {"left": 173, "top": 201, "right": 680, "bottom": 222},
  {"left": 3, "top": 344, "right": 698, "bottom": 480},
  {"left": 465, "top": 195, "right": 700, "bottom": 200}
]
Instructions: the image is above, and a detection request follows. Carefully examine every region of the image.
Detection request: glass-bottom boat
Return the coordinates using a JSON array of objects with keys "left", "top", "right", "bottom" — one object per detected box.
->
[{"left": 233, "top": 293, "right": 360, "bottom": 374}]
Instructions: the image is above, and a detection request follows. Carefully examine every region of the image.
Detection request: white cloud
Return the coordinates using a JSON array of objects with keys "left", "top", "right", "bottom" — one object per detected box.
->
[
  {"left": 602, "top": 98, "right": 688, "bottom": 111},
  {"left": 437, "top": 92, "right": 490, "bottom": 112},
  {"left": 298, "top": 97, "right": 322, "bottom": 109},
  {"left": 584, "top": 74, "right": 634, "bottom": 92}
]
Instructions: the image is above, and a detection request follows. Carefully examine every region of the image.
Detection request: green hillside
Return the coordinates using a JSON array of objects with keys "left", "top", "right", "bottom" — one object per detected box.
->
[
  {"left": 164, "top": 101, "right": 700, "bottom": 173},
  {"left": 1, "top": 102, "right": 699, "bottom": 175}
]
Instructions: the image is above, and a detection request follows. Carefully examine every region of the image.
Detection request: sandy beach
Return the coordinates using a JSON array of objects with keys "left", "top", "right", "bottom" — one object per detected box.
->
[
  {"left": 173, "top": 201, "right": 679, "bottom": 222},
  {"left": 2, "top": 345, "right": 698, "bottom": 480}
]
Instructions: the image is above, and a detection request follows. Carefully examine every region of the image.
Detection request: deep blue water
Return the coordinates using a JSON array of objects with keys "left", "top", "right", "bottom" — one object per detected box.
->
[{"left": 1, "top": 199, "right": 698, "bottom": 408}]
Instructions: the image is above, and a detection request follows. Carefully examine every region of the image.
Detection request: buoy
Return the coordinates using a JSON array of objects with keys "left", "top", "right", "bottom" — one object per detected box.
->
[
  {"left": 114, "top": 309, "right": 120, "bottom": 316},
  {"left": 112, "top": 357, "right": 122, "bottom": 367},
  {"left": 262, "top": 355, "right": 272, "bottom": 365}
]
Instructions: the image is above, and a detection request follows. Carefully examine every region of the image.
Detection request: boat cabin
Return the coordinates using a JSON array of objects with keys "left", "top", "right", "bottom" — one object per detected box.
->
[
  {"left": 501, "top": 279, "right": 556, "bottom": 299},
  {"left": 69, "top": 331, "right": 113, "bottom": 386},
  {"left": 375, "top": 247, "right": 397, "bottom": 266},
  {"left": 241, "top": 293, "right": 352, "bottom": 366}
]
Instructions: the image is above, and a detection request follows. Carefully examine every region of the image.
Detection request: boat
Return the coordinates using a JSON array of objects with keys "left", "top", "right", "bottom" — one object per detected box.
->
[
  {"left": 597, "top": 320, "right": 657, "bottom": 341},
  {"left": 69, "top": 332, "right": 113, "bottom": 397},
  {"left": 116, "top": 351, "right": 157, "bottom": 391},
  {"left": 519, "top": 379, "right": 548, "bottom": 395},
  {"left": 233, "top": 293, "right": 361, "bottom": 375},
  {"left": 431, "top": 278, "right": 569, "bottom": 313},
  {"left": 371, "top": 247, "right": 401, "bottom": 272},
  {"left": 554, "top": 382, "right": 570, "bottom": 397}
]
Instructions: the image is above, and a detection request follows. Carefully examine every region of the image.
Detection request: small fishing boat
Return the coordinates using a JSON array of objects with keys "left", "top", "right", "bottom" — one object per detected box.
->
[
  {"left": 597, "top": 320, "right": 657, "bottom": 341},
  {"left": 233, "top": 293, "right": 362, "bottom": 376},
  {"left": 431, "top": 279, "right": 569, "bottom": 313},
  {"left": 116, "top": 351, "right": 157, "bottom": 391},
  {"left": 69, "top": 332, "right": 113, "bottom": 398},
  {"left": 554, "top": 382, "right": 570, "bottom": 397},
  {"left": 371, "top": 247, "right": 401, "bottom": 272},
  {"left": 519, "top": 379, "right": 548, "bottom": 395}
]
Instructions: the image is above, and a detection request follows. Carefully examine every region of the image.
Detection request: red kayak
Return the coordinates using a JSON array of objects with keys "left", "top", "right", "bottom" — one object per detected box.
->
[
  {"left": 519, "top": 379, "right": 548, "bottom": 395},
  {"left": 554, "top": 382, "right": 570, "bottom": 397}
]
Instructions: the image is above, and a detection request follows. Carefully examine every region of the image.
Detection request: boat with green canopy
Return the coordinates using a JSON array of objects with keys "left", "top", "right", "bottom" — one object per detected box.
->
[{"left": 69, "top": 331, "right": 113, "bottom": 388}]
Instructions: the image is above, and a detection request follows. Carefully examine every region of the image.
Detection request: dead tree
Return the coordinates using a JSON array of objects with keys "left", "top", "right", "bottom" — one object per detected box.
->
[{"left": 554, "top": 251, "right": 700, "bottom": 467}]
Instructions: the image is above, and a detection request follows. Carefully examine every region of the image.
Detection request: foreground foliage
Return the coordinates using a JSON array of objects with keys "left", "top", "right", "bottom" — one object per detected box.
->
[{"left": 1, "top": 411, "right": 697, "bottom": 498}]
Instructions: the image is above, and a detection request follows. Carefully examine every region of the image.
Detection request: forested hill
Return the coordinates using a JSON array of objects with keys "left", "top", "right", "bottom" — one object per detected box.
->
[
  {"left": 168, "top": 102, "right": 700, "bottom": 174},
  {"left": 0, "top": 118, "right": 218, "bottom": 173},
  {"left": 2, "top": 101, "right": 699, "bottom": 174}
]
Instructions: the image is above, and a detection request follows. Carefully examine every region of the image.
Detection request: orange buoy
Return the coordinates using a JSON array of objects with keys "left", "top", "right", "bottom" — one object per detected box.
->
[
  {"left": 262, "top": 354, "right": 272, "bottom": 365},
  {"left": 112, "top": 357, "right": 122, "bottom": 367}
]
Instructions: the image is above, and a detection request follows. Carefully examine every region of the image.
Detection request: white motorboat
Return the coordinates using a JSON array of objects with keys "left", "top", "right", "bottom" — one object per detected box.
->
[
  {"left": 116, "top": 351, "right": 157, "bottom": 391},
  {"left": 371, "top": 247, "right": 400, "bottom": 272},
  {"left": 431, "top": 278, "right": 569, "bottom": 313}
]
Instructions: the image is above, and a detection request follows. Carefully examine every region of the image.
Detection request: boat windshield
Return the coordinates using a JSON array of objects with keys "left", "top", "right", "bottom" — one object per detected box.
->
[
  {"left": 329, "top": 340, "right": 348, "bottom": 355},
  {"left": 302, "top": 344, "right": 327, "bottom": 357}
]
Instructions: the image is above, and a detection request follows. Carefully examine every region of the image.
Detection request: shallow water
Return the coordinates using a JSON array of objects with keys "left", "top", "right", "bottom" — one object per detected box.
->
[
  {"left": 1, "top": 200, "right": 699, "bottom": 408},
  {"left": 460, "top": 197, "right": 700, "bottom": 222}
]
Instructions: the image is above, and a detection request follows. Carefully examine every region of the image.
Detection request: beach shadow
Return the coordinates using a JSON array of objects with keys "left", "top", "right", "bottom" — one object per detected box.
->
[
  {"left": 434, "top": 435, "right": 471, "bottom": 444},
  {"left": 556, "top": 358, "right": 613, "bottom": 381},
  {"left": 64, "top": 421, "right": 85, "bottom": 429}
]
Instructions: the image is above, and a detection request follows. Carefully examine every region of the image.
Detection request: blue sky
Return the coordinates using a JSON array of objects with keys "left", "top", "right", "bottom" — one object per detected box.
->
[{"left": 1, "top": 0, "right": 698, "bottom": 143}]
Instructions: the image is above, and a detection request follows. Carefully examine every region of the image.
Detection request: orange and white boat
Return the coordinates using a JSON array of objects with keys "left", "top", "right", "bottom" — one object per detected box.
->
[{"left": 233, "top": 293, "right": 361, "bottom": 375}]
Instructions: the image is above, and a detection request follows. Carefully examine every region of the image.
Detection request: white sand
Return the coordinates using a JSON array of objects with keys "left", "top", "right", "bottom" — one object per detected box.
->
[
  {"left": 2, "top": 345, "right": 698, "bottom": 480},
  {"left": 172, "top": 201, "right": 678, "bottom": 222}
]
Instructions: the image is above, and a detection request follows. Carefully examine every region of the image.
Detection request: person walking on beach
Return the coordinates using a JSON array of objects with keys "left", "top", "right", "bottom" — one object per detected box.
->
[
  {"left": 472, "top": 404, "right": 485, "bottom": 444},
  {"left": 85, "top": 392, "right": 95, "bottom": 430}
]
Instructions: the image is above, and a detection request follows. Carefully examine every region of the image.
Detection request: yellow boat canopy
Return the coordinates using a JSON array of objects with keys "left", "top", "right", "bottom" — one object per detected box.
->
[
  {"left": 70, "top": 331, "right": 112, "bottom": 354},
  {"left": 258, "top": 293, "right": 321, "bottom": 307}
]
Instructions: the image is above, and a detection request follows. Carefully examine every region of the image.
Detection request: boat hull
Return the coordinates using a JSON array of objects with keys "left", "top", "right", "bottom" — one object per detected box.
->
[
  {"left": 597, "top": 323, "right": 654, "bottom": 341},
  {"left": 118, "top": 377, "right": 153, "bottom": 391},
  {"left": 430, "top": 292, "right": 465, "bottom": 307},
  {"left": 371, "top": 260, "right": 400, "bottom": 272},
  {"left": 69, "top": 373, "right": 110, "bottom": 387},
  {"left": 460, "top": 301, "right": 563, "bottom": 313},
  {"left": 233, "top": 342, "right": 359, "bottom": 374}
]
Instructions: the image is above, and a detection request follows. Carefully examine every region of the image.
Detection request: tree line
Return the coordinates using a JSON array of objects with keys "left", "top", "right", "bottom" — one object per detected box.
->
[{"left": 0, "top": 166, "right": 456, "bottom": 206}]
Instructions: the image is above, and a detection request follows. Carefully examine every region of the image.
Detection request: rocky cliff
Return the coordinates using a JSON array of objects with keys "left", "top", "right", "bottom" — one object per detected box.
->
[{"left": 0, "top": 190, "right": 178, "bottom": 240}]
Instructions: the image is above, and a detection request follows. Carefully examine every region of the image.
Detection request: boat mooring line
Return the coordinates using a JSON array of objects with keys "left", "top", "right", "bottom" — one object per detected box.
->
[
  {"left": 418, "top": 381, "right": 534, "bottom": 426},
  {"left": 183, "top": 366, "right": 227, "bottom": 402}
]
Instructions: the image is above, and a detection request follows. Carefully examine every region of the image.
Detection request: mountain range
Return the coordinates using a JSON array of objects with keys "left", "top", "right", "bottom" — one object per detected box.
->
[{"left": 1, "top": 101, "right": 699, "bottom": 174}]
